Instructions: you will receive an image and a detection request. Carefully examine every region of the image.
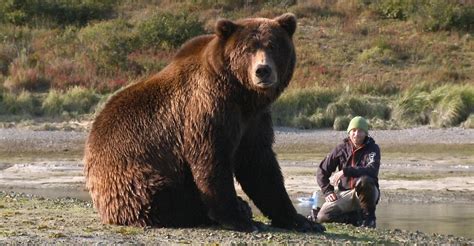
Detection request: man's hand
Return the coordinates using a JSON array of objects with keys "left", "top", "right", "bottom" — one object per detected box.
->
[{"left": 325, "top": 192, "right": 338, "bottom": 202}]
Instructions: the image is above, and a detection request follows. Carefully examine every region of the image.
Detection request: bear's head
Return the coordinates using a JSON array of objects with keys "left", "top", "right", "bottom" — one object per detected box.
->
[{"left": 213, "top": 13, "right": 297, "bottom": 99}]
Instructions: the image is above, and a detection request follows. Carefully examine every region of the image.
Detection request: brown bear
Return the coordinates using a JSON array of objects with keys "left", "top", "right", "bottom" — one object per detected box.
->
[{"left": 84, "top": 13, "right": 324, "bottom": 233}]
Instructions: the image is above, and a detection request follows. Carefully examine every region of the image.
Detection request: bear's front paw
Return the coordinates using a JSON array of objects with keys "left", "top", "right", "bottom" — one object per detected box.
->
[
  {"left": 272, "top": 213, "right": 326, "bottom": 233},
  {"left": 293, "top": 213, "right": 326, "bottom": 233},
  {"left": 214, "top": 196, "right": 257, "bottom": 232}
]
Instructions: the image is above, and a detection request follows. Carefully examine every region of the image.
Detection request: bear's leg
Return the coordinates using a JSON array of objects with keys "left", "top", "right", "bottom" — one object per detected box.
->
[
  {"left": 234, "top": 113, "right": 325, "bottom": 232},
  {"left": 189, "top": 162, "right": 256, "bottom": 232},
  {"left": 182, "top": 116, "right": 257, "bottom": 232}
]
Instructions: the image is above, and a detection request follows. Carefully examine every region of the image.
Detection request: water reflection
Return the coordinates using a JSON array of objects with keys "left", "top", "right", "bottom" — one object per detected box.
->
[{"left": 295, "top": 202, "right": 474, "bottom": 238}]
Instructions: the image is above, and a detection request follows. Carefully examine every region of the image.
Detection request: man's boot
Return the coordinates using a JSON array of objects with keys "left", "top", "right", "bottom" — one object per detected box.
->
[{"left": 361, "top": 210, "right": 376, "bottom": 228}]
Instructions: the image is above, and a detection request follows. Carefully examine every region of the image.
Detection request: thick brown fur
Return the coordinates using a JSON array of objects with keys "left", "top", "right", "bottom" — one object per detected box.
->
[{"left": 84, "top": 13, "right": 322, "bottom": 232}]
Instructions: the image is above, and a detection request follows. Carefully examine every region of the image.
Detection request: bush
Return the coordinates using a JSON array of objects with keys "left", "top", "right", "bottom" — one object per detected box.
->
[
  {"left": 3, "top": 50, "right": 50, "bottom": 93},
  {"left": 370, "top": 0, "right": 418, "bottom": 20},
  {"left": 42, "top": 87, "right": 103, "bottom": 117},
  {"left": 0, "top": 90, "right": 38, "bottom": 115},
  {"left": 42, "top": 90, "right": 63, "bottom": 116},
  {"left": 137, "top": 11, "right": 206, "bottom": 50},
  {"left": 44, "top": 57, "right": 100, "bottom": 90},
  {"left": 419, "top": 0, "right": 474, "bottom": 31},
  {"left": 62, "top": 86, "right": 100, "bottom": 115},
  {"left": 0, "top": 0, "right": 116, "bottom": 27},
  {"left": 367, "top": 0, "right": 474, "bottom": 31},
  {"left": 79, "top": 19, "right": 139, "bottom": 75}
]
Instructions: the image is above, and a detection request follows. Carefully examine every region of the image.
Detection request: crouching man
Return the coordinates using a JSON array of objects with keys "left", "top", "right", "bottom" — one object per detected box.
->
[{"left": 313, "top": 116, "right": 380, "bottom": 228}]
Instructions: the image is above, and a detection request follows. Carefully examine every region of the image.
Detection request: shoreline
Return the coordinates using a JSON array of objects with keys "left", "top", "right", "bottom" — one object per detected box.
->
[{"left": 0, "top": 127, "right": 473, "bottom": 243}]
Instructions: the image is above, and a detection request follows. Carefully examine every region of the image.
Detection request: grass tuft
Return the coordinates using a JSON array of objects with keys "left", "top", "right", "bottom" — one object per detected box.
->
[
  {"left": 272, "top": 87, "right": 340, "bottom": 127},
  {"left": 461, "top": 114, "right": 474, "bottom": 129}
]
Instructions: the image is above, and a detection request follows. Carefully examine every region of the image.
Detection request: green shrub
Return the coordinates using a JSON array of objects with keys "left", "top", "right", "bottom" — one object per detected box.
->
[
  {"left": 42, "top": 87, "right": 103, "bottom": 117},
  {"left": 0, "top": 90, "right": 38, "bottom": 115},
  {"left": 0, "top": 0, "right": 116, "bottom": 27},
  {"left": 367, "top": 0, "right": 473, "bottom": 31},
  {"left": 62, "top": 86, "right": 100, "bottom": 115},
  {"left": 42, "top": 90, "right": 64, "bottom": 116},
  {"left": 370, "top": 0, "right": 418, "bottom": 20},
  {"left": 137, "top": 11, "right": 206, "bottom": 50},
  {"left": 79, "top": 19, "right": 139, "bottom": 75},
  {"left": 419, "top": 0, "right": 474, "bottom": 31}
]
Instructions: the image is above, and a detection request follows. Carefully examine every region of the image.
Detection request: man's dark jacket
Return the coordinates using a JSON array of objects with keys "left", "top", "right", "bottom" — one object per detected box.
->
[{"left": 317, "top": 136, "right": 381, "bottom": 196}]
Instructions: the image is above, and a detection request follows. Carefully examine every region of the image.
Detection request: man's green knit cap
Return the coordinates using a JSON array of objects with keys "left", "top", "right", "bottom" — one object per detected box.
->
[{"left": 347, "top": 116, "right": 369, "bottom": 134}]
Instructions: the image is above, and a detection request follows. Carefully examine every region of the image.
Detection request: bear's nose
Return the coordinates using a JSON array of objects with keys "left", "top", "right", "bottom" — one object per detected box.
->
[{"left": 255, "top": 65, "right": 272, "bottom": 80}]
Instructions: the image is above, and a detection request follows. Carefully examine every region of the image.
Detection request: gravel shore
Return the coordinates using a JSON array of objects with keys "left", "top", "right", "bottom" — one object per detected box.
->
[{"left": 0, "top": 125, "right": 472, "bottom": 152}]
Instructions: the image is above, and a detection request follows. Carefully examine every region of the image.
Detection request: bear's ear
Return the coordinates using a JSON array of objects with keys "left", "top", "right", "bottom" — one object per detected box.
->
[
  {"left": 216, "top": 19, "right": 237, "bottom": 39},
  {"left": 275, "top": 13, "right": 297, "bottom": 37}
]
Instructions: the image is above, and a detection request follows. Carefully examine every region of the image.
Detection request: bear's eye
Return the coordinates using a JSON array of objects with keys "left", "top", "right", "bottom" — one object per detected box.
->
[{"left": 267, "top": 42, "right": 278, "bottom": 51}]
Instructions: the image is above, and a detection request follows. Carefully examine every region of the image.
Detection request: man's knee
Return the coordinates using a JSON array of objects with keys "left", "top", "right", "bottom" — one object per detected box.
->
[
  {"left": 355, "top": 176, "right": 378, "bottom": 207},
  {"left": 316, "top": 204, "right": 341, "bottom": 223},
  {"left": 355, "top": 176, "right": 376, "bottom": 196},
  {"left": 316, "top": 213, "right": 330, "bottom": 223}
]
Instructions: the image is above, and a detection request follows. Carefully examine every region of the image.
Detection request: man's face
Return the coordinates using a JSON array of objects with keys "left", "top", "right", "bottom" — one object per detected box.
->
[{"left": 349, "top": 128, "right": 367, "bottom": 146}]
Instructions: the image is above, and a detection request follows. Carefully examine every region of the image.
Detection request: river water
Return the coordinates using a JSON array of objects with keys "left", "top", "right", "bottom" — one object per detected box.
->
[{"left": 295, "top": 201, "right": 474, "bottom": 239}]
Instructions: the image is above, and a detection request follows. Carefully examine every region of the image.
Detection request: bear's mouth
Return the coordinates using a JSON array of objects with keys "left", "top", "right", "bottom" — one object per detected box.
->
[{"left": 255, "top": 80, "right": 276, "bottom": 89}]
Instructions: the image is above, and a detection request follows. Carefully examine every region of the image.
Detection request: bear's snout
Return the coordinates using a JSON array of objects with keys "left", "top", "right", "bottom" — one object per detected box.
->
[
  {"left": 251, "top": 50, "right": 278, "bottom": 88},
  {"left": 255, "top": 64, "right": 272, "bottom": 80}
]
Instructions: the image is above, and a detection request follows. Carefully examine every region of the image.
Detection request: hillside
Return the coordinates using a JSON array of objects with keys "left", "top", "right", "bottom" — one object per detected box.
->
[{"left": 0, "top": 0, "right": 473, "bottom": 129}]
